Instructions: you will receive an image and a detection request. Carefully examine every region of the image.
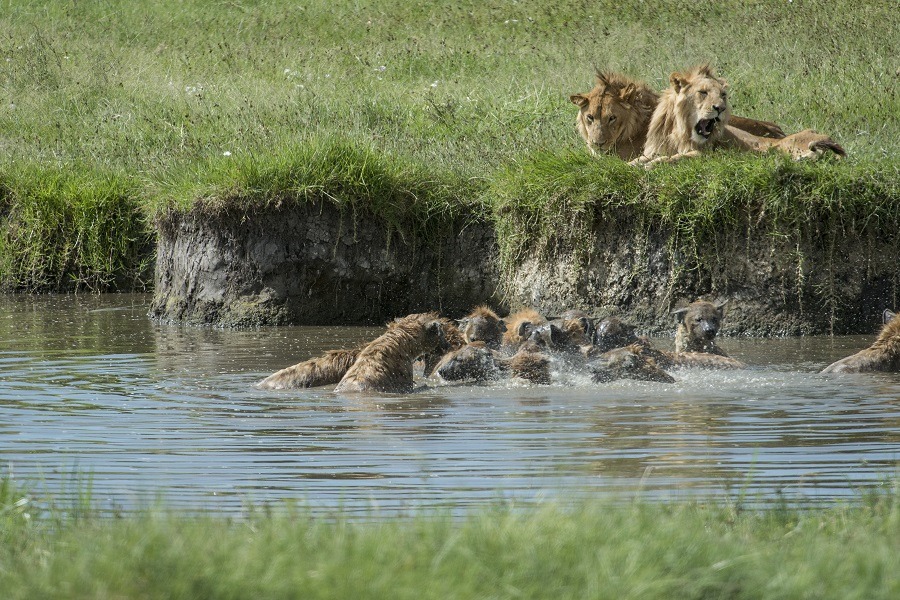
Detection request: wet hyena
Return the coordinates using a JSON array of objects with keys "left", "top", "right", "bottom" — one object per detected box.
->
[
  {"left": 458, "top": 305, "right": 507, "bottom": 350},
  {"left": 434, "top": 341, "right": 504, "bottom": 382},
  {"left": 673, "top": 300, "right": 730, "bottom": 356},
  {"left": 334, "top": 312, "right": 445, "bottom": 393},
  {"left": 589, "top": 344, "right": 675, "bottom": 384},
  {"left": 257, "top": 348, "right": 361, "bottom": 390},
  {"left": 500, "top": 308, "right": 547, "bottom": 354},
  {"left": 821, "top": 309, "right": 900, "bottom": 373}
]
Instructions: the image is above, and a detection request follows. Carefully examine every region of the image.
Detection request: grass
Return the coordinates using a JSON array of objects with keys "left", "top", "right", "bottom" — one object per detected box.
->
[
  {"left": 1, "top": 475, "right": 898, "bottom": 599},
  {"left": 489, "top": 152, "right": 900, "bottom": 287},
  {"left": 0, "top": 0, "right": 897, "bottom": 290}
]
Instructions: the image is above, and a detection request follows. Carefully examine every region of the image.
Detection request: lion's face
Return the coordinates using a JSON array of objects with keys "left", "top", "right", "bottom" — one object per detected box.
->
[
  {"left": 570, "top": 89, "right": 633, "bottom": 153},
  {"left": 672, "top": 70, "right": 731, "bottom": 145}
]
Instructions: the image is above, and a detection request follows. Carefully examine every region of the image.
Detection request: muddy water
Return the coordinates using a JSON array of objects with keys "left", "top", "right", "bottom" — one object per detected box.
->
[{"left": 1, "top": 294, "right": 897, "bottom": 515}]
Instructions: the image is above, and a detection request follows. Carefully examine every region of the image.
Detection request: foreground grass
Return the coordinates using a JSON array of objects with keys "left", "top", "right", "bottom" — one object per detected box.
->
[
  {"left": 1, "top": 478, "right": 899, "bottom": 599},
  {"left": 0, "top": 0, "right": 897, "bottom": 290}
]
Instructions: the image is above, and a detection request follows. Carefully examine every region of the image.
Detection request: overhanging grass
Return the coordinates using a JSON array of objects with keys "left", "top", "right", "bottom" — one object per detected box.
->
[
  {"left": 1, "top": 476, "right": 898, "bottom": 599},
  {"left": 149, "top": 136, "right": 487, "bottom": 234},
  {"left": 488, "top": 151, "right": 900, "bottom": 292},
  {"left": 0, "top": 166, "right": 152, "bottom": 291}
]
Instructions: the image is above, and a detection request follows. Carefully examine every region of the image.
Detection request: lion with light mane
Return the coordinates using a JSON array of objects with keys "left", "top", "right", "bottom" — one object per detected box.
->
[
  {"left": 570, "top": 70, "right": 785, "bottom": 161},
  {"left": 629, "top": 64, "right": 844, "bottom": 167}
]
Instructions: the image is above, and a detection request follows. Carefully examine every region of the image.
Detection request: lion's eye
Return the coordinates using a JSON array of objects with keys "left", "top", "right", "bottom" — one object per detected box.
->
[
  {"left": 585, "top": 114, "right": 594, "bottom": 123},
  {"left": 698, "top": 90, "right": 708, "bottom": 97},
  {"left": 722, "top": 93, "right": 727, "bottom": 100},
  {"left": 608, "top": 115, "right": 616, "bottom": 123}
]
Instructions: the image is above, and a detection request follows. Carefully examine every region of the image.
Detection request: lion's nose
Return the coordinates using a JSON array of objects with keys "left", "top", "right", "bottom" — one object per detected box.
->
[{"left": 713, "top": 104, "right": 723, "bottom": 113}]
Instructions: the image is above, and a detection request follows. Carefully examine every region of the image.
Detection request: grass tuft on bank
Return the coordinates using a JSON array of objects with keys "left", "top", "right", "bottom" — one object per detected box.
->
[
  {"left": 0, "top": 166, "right": 153, "bottom": 292},
  {"left": 488, "top": 151, "right": 900, "bottom": 289},
  {"left": 1, "top": 475, "right": 898, "bottom": 600},
  {"left": 150, "top": 136, "right": 487, "bottom": 234}
]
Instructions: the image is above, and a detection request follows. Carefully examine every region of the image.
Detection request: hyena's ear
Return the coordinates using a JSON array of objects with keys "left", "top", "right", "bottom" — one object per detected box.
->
[
  {"left": 576, "top": 316, "right": 593, "bottom": 334},
  {"left": 516, "top": 320, "right": 534, "bottom": 339},
  {"left": 570, "top": 94, "right": 589, "bottom": 108},
  {"left": 456, "top": 317, "right": 470, "bottom": 329},
  {"left": 672, "top": 307, "right": 690, "bottom": 323},
  {"left": 497, "top": 319, "right": 508, "bottom": 333},
  {"left": 548, "top": 322, "right": 567, "bottom": 347},
  {"left": 427, "top": 320, "right": 445, "bottom": 339},
  {"left": 714, "top": 299, "right": 728, "bottom": 317},
  {"left": 883, "top": 309, "right": 897, "bottom": 324}
]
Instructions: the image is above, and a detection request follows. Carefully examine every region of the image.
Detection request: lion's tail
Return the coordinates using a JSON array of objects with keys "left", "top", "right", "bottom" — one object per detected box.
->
[{"left": 810, "top": 139, "right": 846, "bottom": 158}]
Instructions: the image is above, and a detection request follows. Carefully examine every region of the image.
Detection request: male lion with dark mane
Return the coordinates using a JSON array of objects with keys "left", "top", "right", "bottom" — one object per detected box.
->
[
  {"left": 629, "top": 64, "right": 844, "bottom": 168},
  {"left": 570, "top": 70, "right": 785, "bottom": 161}
]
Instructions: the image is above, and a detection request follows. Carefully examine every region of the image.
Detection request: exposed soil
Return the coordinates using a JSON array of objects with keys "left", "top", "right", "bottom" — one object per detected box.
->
[
  {"left": 151, "top": 200, "right": 899, "bottom": 335},
  {"left": 150, "top": 201, "right": 499, "bottom": 326}
]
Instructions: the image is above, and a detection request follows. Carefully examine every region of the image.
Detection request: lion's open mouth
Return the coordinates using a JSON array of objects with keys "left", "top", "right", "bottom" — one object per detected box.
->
[{"left": 694, "top": 118, "right": 719, "bottom": 139}]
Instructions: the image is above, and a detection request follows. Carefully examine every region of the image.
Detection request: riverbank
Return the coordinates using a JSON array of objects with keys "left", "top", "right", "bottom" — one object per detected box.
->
[
  {"left": 2, "top": 476, "right": 897, "bottom": 599},
  {"left": 147, "top": 144, "right": 900, "bottom": 334},
  {"left": 1, "top": 1, "right": 897, "bottom": 332}
]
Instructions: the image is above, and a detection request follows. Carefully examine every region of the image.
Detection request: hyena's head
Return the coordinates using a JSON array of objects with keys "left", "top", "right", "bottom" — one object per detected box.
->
[
  {"left": 435, "top": 342, "right": 497, "bottom": 382},
  {"left": 673, "top": 300, "right": 726, "bottom": 343},
  {"left": 594, "top": 317, "right": 639, "bottom": 352},
  {"left": 458, "top": 306, "right": 506, "bottom": 350}
]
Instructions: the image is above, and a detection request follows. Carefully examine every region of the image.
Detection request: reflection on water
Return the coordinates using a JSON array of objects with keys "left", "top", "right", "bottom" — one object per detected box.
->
[{"left": 1, "top": 294, "right": 898, "bottom": 514}]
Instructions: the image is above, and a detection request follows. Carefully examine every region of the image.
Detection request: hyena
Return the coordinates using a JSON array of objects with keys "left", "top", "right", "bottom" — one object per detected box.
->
[
  {"left": 334, "top": 312, "right": 445, "bottom": 393},
  {"left": 821, "top": 309, "right": 900, "bottom": 373},
  {"left": 589, "top": 344, "right": 675, "bottom": 384},
  {"left": 458, "top": 305, "right": 507, "bottom": 349},
  {"left": 257, "top": 348, "right": 361, "bottom": 390},
  {"left": 673, "top": 300, "right": 731, "bottom": 356}
]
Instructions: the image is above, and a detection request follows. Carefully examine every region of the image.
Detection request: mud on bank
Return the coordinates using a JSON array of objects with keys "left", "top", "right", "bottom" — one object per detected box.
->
[{"left": 150, "top": 152, "right": 900, "bottom": 335}]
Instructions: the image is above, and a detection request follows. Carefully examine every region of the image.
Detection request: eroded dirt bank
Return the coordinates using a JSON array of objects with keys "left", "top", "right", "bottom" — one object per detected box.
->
[
  {"left": 150, "top": 199, "right": 899, "bottom": 335},
  {"left": 150, "top": 201, "right": 499, "bottom": 326}
]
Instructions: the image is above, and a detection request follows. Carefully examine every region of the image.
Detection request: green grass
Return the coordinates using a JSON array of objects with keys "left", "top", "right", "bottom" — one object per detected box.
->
[
  {"left": 0, "top": 166, "right": 153, "bottom": 291},
  {"left": 1, "top": 476, "right": 898, "bottom": 599},
  {"left": 489, "top": 152, "right": 900, "bottom": 287},
  {"left": 0, "top": 0, "right": 896, "bottom": 290}
]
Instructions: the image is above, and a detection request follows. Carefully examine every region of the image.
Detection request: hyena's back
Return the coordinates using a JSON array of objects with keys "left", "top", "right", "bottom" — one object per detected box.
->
[{"left": 257, "top": 348, "right": 360, "bottom": 390}]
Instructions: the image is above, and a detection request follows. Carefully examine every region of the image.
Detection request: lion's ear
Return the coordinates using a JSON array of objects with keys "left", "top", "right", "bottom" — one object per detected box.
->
[
  {"left": 669, "top": 72, "right": 687, "bottom": 92},
  {"left": 697, "top": 63, "right": 715, "bottom": 78},
  {"left": 619, "top": 83, "right": 636, "bottom": 102},
  {"left": 570, "top": 94, "right": 589, "bottom": 108}
]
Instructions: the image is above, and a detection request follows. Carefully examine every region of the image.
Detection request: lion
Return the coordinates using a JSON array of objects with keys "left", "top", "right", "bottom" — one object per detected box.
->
[
  {"left": 570, "top": 70, "right": 786, "bottom": 161},
  {"left": 821, "top": 309, "right": 900, "bottom": 373},
  {"left": 334, "top": 312, "right": 445, "bottom": 393},
  {"left": 630, "top": 64, "right": 844, "bottom": 168},
  {"left": 257, "top": 347, "right": 361, "bottom": 390}
]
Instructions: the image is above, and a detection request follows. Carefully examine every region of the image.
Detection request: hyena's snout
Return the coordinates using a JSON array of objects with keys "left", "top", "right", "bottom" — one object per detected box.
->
[{"left": 699, "top": 320, "right": 719, "bottom": 340}]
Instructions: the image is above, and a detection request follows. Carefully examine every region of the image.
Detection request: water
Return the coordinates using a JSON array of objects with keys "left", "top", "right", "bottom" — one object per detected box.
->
[{"left": 1, "top": 294, "right": 897, "bottom": 515}]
